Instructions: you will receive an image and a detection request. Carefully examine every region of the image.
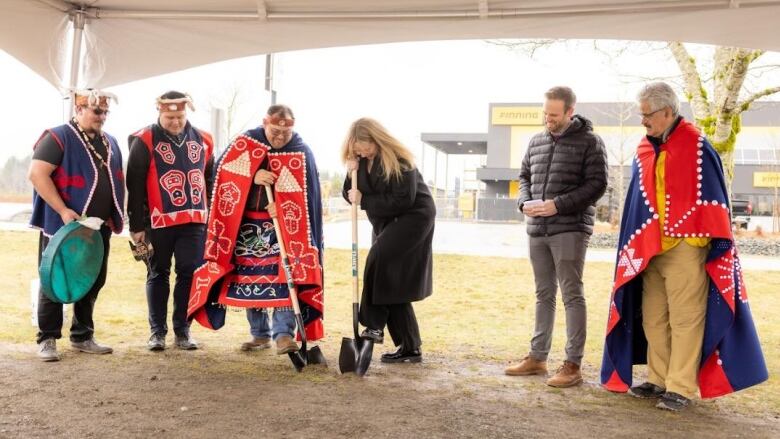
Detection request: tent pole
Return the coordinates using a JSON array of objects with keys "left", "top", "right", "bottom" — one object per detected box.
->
[
  {"left": 67, "top": 9, "right": 86, "bottom": 118},
  {"left": 265, "top": 53, "right": 276, "bottom": 105}
]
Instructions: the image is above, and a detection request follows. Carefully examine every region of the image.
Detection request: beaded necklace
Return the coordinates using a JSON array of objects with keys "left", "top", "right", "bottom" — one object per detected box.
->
[
  {"left": 163, "top": 131, "right": 187, "bottom": 148},
  {"left": 71, "top": 118, "right": 110, "bottom": 169}
]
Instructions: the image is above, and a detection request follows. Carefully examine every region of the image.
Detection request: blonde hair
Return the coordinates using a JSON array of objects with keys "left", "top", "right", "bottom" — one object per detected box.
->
[{"left": 341, "top": 118, "right": 415, "bottom": 182}]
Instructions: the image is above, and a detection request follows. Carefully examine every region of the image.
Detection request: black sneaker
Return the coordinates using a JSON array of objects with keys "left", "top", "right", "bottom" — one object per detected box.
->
[
  {"left": 630, "top": 382, "right": 666, "bottom": 399},
  {"left": 360, "top": 328, "right": 384, "bottom": 344},
  {"left": 656, "top": 392, "right": 691, "bottom": 411}
]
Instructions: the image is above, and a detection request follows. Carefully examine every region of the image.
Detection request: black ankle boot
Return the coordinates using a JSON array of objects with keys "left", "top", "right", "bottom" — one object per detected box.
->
[{"left": 380, "top": 345, "right": 422, "bottom": 363}]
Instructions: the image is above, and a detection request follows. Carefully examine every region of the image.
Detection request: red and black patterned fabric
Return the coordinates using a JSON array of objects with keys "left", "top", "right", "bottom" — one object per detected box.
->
[
  {"left": 187, "top": 131, "right": 324, "bottom": 341},
  {"left": 128, "top": 123, "right": 213, "bottom": 229}
]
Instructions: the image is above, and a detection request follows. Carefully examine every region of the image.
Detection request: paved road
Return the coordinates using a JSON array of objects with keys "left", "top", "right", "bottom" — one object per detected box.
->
[
  {"left": 1, "top": 200, "right": 776, "bottom": 271},
  {"left": 324, "top": 219, "right": 780, "bottom": 271}
]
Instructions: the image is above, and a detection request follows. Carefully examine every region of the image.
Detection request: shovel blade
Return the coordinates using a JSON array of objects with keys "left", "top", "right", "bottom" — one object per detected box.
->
[
  {"left": 288, "top": 351, "right": 306, "bottom": 372},
  {"left": 339, "top": 337, "right": 358, "bottom": 373},
  {"left": 306, "top": 345, "right": 327, "bottom": 366},
  {"left": 355, "top": 339, "right": 375, "bottom": 377}
]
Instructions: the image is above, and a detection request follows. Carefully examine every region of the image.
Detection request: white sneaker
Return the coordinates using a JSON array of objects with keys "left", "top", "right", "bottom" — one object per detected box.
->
[{"left": 37, "top": 339, "right": 60, "bottom": 362}]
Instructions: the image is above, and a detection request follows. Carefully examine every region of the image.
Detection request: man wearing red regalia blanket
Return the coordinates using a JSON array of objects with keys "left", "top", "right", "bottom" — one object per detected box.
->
[
  {"left": 601, "top": 82, "right": 767, "bottom": 411},
  {"left": 187, "top": 105, "right": 324, "bottom": 355}
]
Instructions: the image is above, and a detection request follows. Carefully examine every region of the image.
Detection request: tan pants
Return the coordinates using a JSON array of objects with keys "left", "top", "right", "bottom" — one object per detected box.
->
[{"left": 641, "top": 242, "right": 708, "bottom": 399}]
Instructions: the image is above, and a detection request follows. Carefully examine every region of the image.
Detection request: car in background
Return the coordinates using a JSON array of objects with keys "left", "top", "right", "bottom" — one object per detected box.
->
[{"left": 731, "top": 199, "right": 752, "bottom": 230}]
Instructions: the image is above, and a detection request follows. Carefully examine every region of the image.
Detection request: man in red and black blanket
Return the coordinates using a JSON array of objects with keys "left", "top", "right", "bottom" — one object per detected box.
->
[
  {"left": 188, "top": 104, "right": 324, "bottom": 355},
  {"left": 601, "top": 82, "right": 767, "bottom": 411}
]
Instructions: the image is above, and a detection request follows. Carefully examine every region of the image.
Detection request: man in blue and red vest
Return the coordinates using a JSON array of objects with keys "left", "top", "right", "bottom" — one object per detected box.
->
[
  {"left": 127, "top": 91, "right": 214, "bottom": 351},
  {"left": 601, "top": 82, "right": 767, "bottom": 411},
  {"left": 28, "top": 89, "right": 125, "bottom": 362}
]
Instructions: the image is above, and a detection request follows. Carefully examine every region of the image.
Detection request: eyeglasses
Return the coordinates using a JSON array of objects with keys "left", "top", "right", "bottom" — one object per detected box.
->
[
  {"left": 638, "top": 108, "right": 664, "bottom": 120},
  {"left": 79, "top": 106, "right": 109, "bottom": 116}
]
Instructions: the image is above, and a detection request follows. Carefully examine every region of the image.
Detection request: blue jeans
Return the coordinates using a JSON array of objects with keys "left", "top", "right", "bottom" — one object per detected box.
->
[{"left": 246, "top": 308, "right": 296, "bottom": 341}]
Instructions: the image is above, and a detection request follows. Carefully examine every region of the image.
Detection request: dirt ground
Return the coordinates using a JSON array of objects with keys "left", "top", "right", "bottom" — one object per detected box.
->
[{"left": 1, "top": 341, "right": 777, "bottom": 439}]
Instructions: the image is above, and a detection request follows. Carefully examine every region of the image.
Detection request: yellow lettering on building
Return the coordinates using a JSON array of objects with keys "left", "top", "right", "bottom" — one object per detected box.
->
[
  {"left": 491, "top": 107, "right": 543, "bottom": 126},
  {"left": 753, "top": 172, "right": 780, "bottom": 188}
]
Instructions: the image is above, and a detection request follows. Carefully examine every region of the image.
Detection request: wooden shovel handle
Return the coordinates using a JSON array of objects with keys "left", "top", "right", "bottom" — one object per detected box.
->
[
  {"left": 351, "top": 170, "right": 359, "bottom": 303},
  {"left": 264, "top": 185, "right": 303, "bottom": 316}
]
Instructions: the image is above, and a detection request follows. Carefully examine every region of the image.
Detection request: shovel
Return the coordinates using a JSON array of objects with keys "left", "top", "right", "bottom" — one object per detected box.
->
[
  {"left": 264, "top": 185, "right": 327, "bottom": 371},
  {"left": 338, "top": 170, "right": 374, "bottom": 375}
]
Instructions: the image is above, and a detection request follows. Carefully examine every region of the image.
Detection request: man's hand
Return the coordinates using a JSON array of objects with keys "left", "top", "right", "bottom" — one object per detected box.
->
[
  {"left": 266, "top": 201, "right": 277, "bottom": 218},
  {"left": 535, "top": 199, "right": 558, "bottom": 217},
  {"left": 59, "top": 208, "right": 80, "bottom": 224},
  {"left": 347, "top": 188, "right": 362, "bottom": 205},
  {"left": 254, "top": 169, "right": 276, "bottom": 186},
  {"left": 522, "top": 204, "right": 538, "bottom": 217},
  {"left": 131, "top": 231, "right": 146, "bottom": 244}
]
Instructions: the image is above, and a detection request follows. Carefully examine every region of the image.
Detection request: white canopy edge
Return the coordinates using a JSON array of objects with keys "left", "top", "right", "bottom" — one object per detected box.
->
[{"left": 2, "top": 0, "right": 780, "bottom": 89}]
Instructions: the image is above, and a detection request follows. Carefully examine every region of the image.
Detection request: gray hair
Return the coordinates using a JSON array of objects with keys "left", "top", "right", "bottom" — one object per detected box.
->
[{"left": 637, "top": 82, "right": 680, "bottom": 116}]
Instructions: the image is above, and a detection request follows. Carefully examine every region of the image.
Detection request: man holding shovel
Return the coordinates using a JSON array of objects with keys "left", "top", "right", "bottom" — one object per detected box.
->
[{"left": 187, "top": 105, "right": 325, "bottom": 363}]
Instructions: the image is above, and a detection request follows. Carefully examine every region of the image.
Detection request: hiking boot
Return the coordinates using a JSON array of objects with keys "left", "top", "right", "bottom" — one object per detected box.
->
[
  {"left": 630, "top": 382, "right": 666, "bottom": 399},
  {"left": 147, "top": 333, "right": 166, "bottom": 351},
  {"left": 71, "top": 338, "right": 113, "bottom": 355},
  {"left": 381, "top": 345, "right": 422, "bottom": 363},
  {"left": 505, "top": 356, "right": 547, "bottom": 376},
  {"left": 240, "top": 337, "right": 272, "bottom": 351},
  {"left": 360, "top": 328, "right": 384, "bottom": 344},
  {"left": 546, "top": 361, "right": 583, "bottom": 388},
  {"left": 656, "top": 392, "right": 691, "bottom": 411},
  {"left": 275, "top": 335, "right": 299, "bottom": 355},
  {"left": 175, "top": 333, "right": 198, "bottom": 350},
  {"left": 37, "top": 338, "right": 60, "bottom": 362}
]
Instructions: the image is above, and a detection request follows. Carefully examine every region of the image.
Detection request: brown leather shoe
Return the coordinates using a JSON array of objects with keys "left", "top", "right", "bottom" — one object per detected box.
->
[
  {"left": 546, "top": 361, "right": 583, "bottom": 388},
  {"left": 240, "top": 337, "right": 271, "bottom": 351},
  {"left": 275, "top": 336, "right": 300, "bottom": 355},
  {"left": 505, "top": 356, "right": 547, "bottom": 376}
]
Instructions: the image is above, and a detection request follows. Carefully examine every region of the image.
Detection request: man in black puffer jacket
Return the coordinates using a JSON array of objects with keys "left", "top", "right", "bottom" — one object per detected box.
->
[{"left": 505, "top": 86, "right": 607, "bottom": 389}]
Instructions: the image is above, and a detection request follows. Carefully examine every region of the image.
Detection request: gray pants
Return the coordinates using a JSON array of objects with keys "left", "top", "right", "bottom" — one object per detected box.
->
[{"left": 527, "top": 231, "right": 589, "bottom": 365}]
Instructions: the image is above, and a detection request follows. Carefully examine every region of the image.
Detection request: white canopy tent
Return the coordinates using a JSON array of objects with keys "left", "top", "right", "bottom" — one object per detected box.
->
[{"left": 2, "top": 0, "right": 780, "bottom": 91}]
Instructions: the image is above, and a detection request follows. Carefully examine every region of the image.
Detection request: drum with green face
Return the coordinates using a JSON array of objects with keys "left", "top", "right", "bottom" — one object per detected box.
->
[{"left": 39, "top": 221, "right": 104, "bottom": 304}]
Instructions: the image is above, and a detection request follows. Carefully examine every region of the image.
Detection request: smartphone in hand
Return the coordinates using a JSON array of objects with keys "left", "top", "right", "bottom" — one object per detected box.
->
[{"left": 524, "top": 199, "right": 543, "bottom": 208}]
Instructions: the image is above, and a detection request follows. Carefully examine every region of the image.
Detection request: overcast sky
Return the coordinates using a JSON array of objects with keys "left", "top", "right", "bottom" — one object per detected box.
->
[{"left": 2, "top": 39, "right": 779, "bottom": 188}]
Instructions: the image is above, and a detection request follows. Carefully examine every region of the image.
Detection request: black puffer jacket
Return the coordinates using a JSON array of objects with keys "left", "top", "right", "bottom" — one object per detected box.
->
[{"left": 518, "top": 115, "right": 608, "bottom": 237}]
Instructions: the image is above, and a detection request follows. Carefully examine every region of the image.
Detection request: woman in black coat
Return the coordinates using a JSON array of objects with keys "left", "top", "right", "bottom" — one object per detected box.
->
[{"left": 341, "top": 117, "right": 435, "bottom": 369}]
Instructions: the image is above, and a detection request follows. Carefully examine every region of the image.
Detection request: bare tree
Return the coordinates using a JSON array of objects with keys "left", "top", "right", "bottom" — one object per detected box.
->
[
  {"left": 591, "top": 102, "right": 635, "bottom": 224},
  {"left": 0, "top": 154, "right": 33, "bottom": 197},
  {"left": 212, "top": 82, "right": 254, "bottom": 143},
  {"left": 669, "top": 43, "right": 780, "bottom": 187}
]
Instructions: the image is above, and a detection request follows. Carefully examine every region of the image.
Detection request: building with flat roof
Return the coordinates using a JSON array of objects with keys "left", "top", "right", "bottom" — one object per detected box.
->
[{"left": 422, "top": 101, "right": 780, "bottom": 221}]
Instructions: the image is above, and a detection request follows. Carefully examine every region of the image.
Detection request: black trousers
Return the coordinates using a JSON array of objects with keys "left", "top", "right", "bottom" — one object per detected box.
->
[
  {"left": 146, "top": 223, "right": 205, "bottom": 337},
  {"left": 36, "top": 226, "right": 111, "bottom": 344},
  {"left": 359, "top": 294, "right": 422, "bottom": 350}
]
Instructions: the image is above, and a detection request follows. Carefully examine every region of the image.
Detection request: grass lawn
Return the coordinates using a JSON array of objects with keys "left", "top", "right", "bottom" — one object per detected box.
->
[{"left": 1, "top": 230, "right": 777, "bottom": 415}]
